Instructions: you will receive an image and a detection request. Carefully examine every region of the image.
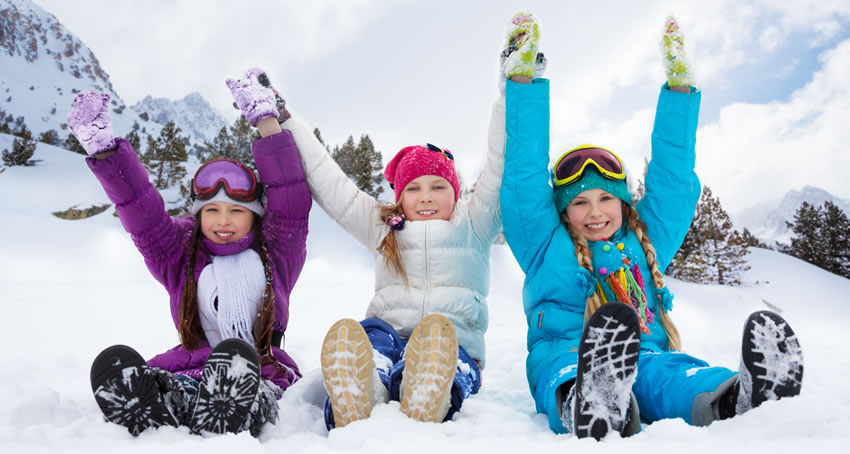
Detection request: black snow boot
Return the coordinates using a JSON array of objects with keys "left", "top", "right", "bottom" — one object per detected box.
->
[
  {"left": 736, "top": 310, "right": 803, "bottom": 414},
  {"left": 571, "top": 302, "right": 641, "bottom": 440},
  {"left": 189, "top": 338, "right": 261, "bottom": 435},
  {"left": 90, "top": 344, "right": 178, "bottom": 436}
]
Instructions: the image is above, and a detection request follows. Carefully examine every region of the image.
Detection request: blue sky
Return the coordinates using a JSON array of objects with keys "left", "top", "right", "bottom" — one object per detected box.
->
[{"left": 32, "top": 0, "right": 850, "bottom": 214}]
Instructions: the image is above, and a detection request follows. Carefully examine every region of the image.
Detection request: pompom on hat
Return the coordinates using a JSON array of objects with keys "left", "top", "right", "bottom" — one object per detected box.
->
[{"left": 384, "top": 143, "right": 461, "bottom": 202}]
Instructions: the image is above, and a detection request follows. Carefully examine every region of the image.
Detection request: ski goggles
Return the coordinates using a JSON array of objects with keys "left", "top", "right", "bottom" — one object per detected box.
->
[
  {"left": 552, "top": 145, "right": 626, "bottom": 187},
  {"left": 191, "top": 159, "right": 260, "bottom": 202},
  {"left": 427, "top": 143, "right": 454, "bottom": 161}
]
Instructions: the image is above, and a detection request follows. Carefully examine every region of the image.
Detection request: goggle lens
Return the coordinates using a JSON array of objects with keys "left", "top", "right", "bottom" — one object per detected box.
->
[
  {"left": 554, "top": 147, "right": 625, "bottom": 186},
  {"left": 191, "top": 159, "right": 259, "bottom": 202}
]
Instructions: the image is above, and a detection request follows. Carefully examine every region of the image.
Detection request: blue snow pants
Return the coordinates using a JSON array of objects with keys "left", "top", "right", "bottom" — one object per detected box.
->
[
  {"left": 324, "top": 317, "right": 481, "bottom": 430},
  {"left": 633, "top": 350, "right": 737, "bottom": 426}
]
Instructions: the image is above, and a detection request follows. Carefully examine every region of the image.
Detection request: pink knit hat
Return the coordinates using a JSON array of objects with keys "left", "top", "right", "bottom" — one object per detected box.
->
[{"left": 384, "top": 143, "right": 461, "bottom": 202}]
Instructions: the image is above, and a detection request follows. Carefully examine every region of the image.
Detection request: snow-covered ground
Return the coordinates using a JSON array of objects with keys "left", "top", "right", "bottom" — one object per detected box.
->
[{"left": 1, "top": 136, "right": 849, "bottom": 453}]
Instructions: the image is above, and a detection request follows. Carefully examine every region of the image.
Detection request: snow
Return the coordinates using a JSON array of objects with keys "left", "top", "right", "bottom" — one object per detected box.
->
[{"left": 2, "top": 137, "right": 850, "bottom": 452}]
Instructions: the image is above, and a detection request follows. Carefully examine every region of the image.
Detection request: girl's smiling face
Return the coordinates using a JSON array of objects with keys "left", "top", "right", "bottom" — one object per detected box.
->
[
  {"left": 200, "top": 201, "right": 255, "bottom": 243},
  {"left": 400, "top": 175, "right": 456, "bottom": 221},
  {"left": 565, "top": 188, "right": 623, "bottom": 242}
]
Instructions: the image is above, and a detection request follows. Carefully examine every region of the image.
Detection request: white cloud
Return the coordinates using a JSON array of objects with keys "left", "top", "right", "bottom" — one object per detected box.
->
[
  {"left": 27, "top": 0, "right": 850, "bottom": 214},
  {"left": 697, "top": 38, "right": 850, "bottom": 214},
  {"left": 760, "top": 26, "right": 782, "bottom": 53}
]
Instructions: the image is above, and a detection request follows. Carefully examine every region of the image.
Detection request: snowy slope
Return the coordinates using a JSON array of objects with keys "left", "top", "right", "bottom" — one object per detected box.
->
[
  {"left": 0, "top": 0, "right": 160, "bottom": 140},
  {"left": 1, "top": 139, "right": 848, "bottom": 453}
]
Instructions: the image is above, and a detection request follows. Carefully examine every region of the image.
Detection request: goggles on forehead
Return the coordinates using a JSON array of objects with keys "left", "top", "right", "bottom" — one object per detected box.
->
[
  {"left": 427, "top": 143, "right": 454, "bottom": 161},
  {"left": 190, "top": 159, "right": 261, "bottom": 202},
  {"left": 552, "top": 145, "right": 626, "bottom": 187}
]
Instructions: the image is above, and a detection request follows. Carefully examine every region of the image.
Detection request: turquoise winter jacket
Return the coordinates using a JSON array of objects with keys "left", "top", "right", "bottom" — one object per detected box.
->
[{"left": 500, "top": 79, "right": 701, "bottom": 432}]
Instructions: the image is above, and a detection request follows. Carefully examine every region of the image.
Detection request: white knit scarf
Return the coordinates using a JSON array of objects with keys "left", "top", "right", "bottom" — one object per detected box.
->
[{"left": 197, "top": 248, "right": 266, "bottom": 348}]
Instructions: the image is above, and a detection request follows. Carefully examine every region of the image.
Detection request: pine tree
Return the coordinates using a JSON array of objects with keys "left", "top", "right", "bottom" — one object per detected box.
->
[
  {"left": 11, "top": 116, "right": 26, "bottom": 137},
  {"left": 142, "top": 121, "right": 188, "bottom": 190},
  {"left": 37, "top": 129, "right": 60, "bottom": 145},
  {"left": 327, "top": 132, "right": 385, "bottom": 198},
  {"left": 126, "top": 129, "right": 142, "bottom": 153},
  {"left": 201, "top": 117, "right": 256, "bottom": 169},
  {"left": 784, "top": 202, "right": 826, "bottom": 269},
  {"left": 741, "top": 227, "right": 768, "bottom": 248},
  {"left": 820, "top": 201, "right": 850, "bottom": 278},
  {"left": 2, "top": 128, "right": 39, "bottom": 166},
  {"left": 0, "top": 108, "right": 10, "bottom": 134},
  {"left": 64, "top": 134, "right": 88, "bottom": 155},
  {"left": 332, "top": 135, "right": 358, "bottom": 180},
  {"left": 229, "top": 116, "right": 258, "bottom": 170},
  {"left": 353, "top": 134, "right": 384, "bottom": 199},
  {"left": 668, "top": 186, "right": 750, "bottom": 285}
]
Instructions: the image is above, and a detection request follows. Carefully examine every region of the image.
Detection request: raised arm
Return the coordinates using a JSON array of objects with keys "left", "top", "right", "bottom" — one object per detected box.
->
[
  {"left": 68, "top": 92, "right": 191, "bottom": 292},
  {"left": 499, "top": 12, "right": 566, "bottom": 273},
  {"left": 636, "top": 17, "right": 702, "bottom": 271},
  {"left": 227, "top": 68, "right": 312, "bottom": 294},
  {"left": 282, "top": 114, "right": 386, "bottom": 251},
  {"left": 465, "top": 91, "right": 506, "bottom": 243}
]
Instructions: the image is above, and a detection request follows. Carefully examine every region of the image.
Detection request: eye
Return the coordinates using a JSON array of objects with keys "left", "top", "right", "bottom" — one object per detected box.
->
[
  {"left": 432, "top": 184, "right": 446, "bottom": 190},
  {"left": 601, "top": 195, "right": 614, "bottom": 201},
  {"left": 204, "top": 207, "right": 219, "bottom": 212},
  {"left": 571, "top": 200, "right": 586, "bottom": 206},
  {"left": 231, "top": 207, "right": 245, "bottom": 213},
  {"left": 405, "top": 186, "right": 419, "bottom": 192}
]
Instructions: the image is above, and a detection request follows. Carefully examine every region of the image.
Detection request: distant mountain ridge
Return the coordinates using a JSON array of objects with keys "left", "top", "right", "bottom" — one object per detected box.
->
[
  {"left": 130, "top": 93, "right": 227, "bottom": 145},
  {"left": 0, "top": 0, "right": 222, "bottom": 147},
  {"left": 736, "top": 185, "right": 850, "bottom": 244}
]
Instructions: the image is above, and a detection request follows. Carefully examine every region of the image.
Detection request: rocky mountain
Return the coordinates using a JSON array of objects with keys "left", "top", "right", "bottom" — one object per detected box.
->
[
  {"left": 130, "top": 92, "right": 227, "bottom": 145},
  {"left": 0, "top": 0, "right": 221, "bottom": 149},
  {"left": 736, "top": 186, "right": 850, "bottom": 244}
]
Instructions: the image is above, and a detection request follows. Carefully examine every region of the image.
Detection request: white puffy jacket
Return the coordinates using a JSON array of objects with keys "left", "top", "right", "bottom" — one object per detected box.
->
[{"left": 284, "top": 96, "right": 505, "bottom": 366}]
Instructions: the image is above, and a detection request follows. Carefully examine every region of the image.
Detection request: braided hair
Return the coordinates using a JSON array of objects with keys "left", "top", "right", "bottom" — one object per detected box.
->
[
  {"left": 177, "top": 214, "right": 282, "bottom": 360},
  {"left": 561, "top": 203, "right": 682, "bottom": 351}
]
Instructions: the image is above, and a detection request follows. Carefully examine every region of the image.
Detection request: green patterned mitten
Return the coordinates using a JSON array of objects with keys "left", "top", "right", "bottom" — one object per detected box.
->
[
  {"left": 503, "top": 11, "right": 540, "bottom": 79},
  {"left": 661, "top": 16, "right": 693, "bottom": 88}
]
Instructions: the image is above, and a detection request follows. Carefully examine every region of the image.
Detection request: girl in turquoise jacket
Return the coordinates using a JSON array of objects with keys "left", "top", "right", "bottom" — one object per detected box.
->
[{"left": 499, "top": 14, "right": 804, "bottom": 440}]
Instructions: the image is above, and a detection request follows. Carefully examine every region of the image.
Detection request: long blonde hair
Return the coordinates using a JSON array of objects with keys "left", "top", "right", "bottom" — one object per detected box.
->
[
  {"left": 561, "top": 203, "right": 682, "bottom": 351},
  {"left": 376, "top": 200, "right": 409, "bottom": 286}
]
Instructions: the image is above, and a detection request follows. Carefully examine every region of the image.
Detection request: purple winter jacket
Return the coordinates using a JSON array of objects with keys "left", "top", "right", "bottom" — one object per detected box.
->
[{"left": 87, "top": 131, "right": 311, "bottom": 391}]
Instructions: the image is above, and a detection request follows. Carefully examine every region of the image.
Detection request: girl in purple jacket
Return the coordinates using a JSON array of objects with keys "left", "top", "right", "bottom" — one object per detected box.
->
[{"left": 68, "top": 69, "right": 311, "bottom": 437}]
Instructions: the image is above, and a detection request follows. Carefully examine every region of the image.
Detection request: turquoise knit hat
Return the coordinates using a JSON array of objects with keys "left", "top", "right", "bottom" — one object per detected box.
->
[{"left": 552, "top": 166, "right": 633, "bottom": 214}]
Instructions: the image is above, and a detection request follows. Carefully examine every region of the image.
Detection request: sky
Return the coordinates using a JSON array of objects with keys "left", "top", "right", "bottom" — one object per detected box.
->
[{"left": 31, "top": 0, "right": 850, "bottom": 214}]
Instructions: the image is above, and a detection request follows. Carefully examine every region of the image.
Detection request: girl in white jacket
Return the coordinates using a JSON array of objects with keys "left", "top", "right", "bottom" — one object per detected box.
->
[{"left": 278, "top": 30, "right": 520, "bottom": 427}]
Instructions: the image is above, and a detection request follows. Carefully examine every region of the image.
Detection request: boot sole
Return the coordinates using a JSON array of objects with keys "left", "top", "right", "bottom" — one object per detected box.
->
[
  {"left": 190, "top": 339, "right": 261, "bottom": 434},
  {"left": 400, "top": 313, "right": 458, "bottom": 423},
  {"left": 320, "top": 318, "right": 376, "bottom": 427},
  {"left": 740, "top": 311, "right": 803, "bottom": 409},
  {"left": 573, "top": 302, "right": 641, "bottom": 440},
  {"left": 90, "top": 344, "right": 177, "bottom": 436}
]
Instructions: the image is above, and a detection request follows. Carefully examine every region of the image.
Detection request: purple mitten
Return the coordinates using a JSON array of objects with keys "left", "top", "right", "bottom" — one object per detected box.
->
[
  {"left": 226, "top": 68, "right": 279, "bottom": 127},
  {"left": 67, "top": 91, "right": 116, "bottom": 156}
]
